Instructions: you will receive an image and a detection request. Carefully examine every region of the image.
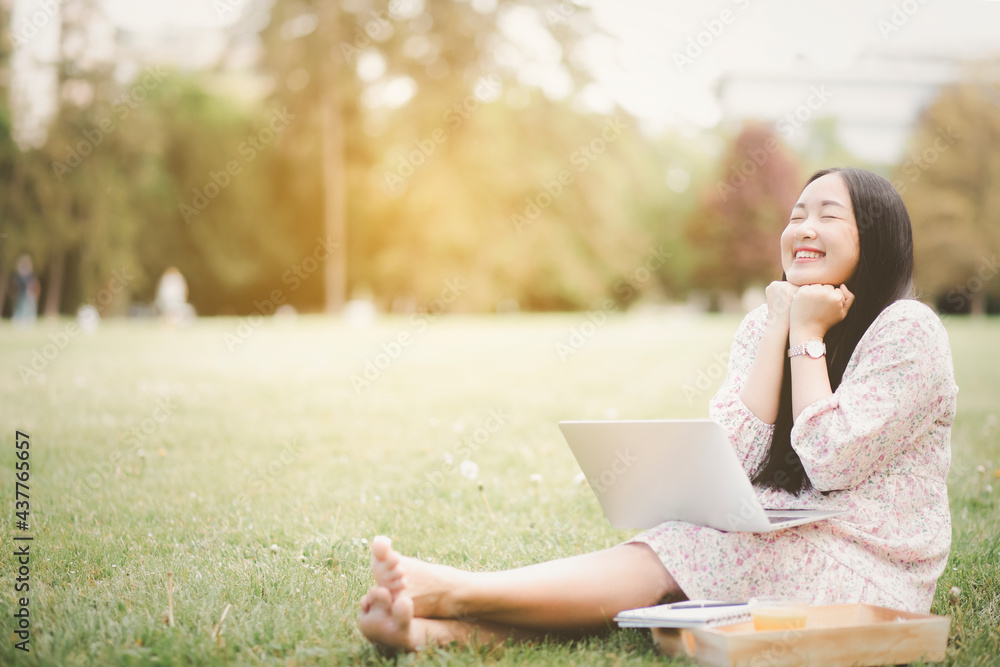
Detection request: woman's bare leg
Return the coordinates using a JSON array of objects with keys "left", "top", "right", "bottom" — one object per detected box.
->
[{"left": 358, "top": 535, "right": 684, "bottom": 650}]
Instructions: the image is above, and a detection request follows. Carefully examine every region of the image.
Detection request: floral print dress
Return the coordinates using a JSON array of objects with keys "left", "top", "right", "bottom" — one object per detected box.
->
[{"left": 628, "top": 299, "right": 958, "bottom": 613}]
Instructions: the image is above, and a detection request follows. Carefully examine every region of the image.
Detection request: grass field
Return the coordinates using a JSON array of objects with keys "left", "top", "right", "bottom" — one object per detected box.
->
[{"left": 1, "top": 310, "right": 998, "bottom": 666}]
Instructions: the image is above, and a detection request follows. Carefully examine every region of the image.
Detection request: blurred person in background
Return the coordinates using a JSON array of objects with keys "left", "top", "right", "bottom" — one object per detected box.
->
[
  {"left": 10, "top": 254, "right": 40, "bottom": 327},
  {"left": 155, "top": 267, "right": 195, "bottom": 325}
]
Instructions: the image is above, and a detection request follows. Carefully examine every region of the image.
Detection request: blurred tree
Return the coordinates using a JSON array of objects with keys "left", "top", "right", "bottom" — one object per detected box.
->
[
  {"left": 29, "top": 0, "right": 149, "bottom": 315},
  {"left": 127, "top": 77, "right": 301, "bottom": 316},
  {"left": 251, "top": 0, "right": 632, "bottom": 312},
  {"left": 0, "top": 0, "right": 144, "bottom": 316},
  {"left": 0, "top": 0, "right": 707, "bottom": 316},
  {"left": 684, "top": 121, "right": 802, "bottom": 302},
  {"left": 362, "top": 90, "right": 653, "bottom": 311},
  {"left": 798, "top": 116, "right": 880, "bottom": 177},
  {"left": 631, "top": 132, "right": 716, "bottom": 297},
  {"left": 0, "top": 0, "right": 14, "bottom": 314},
  {"left": 1, "top": 0, "right": 301, "bottom": 316},
  {"left": 896, "top": 66, "right": 1000, "bottom": 315}
]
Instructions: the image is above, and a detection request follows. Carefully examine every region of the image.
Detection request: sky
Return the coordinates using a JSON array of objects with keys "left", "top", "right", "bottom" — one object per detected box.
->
[
  {"left": 585, "top": 0, "right": 1000, "bottom": 124},
  {"left": 10, "top": 0, "right": 1000, "bottom": 160},
  {"left": 582, "top": 0, "right": 1000, "bottom": 159}
]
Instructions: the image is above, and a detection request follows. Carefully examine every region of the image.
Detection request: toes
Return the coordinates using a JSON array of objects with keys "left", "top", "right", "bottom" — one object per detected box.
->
[
  {"left": 372, "top": 536, "right": 406, "bottom": 591},
  {"left": 371, "top": 535, "right": 392, "bottom": 561},
  {"left": 374, "top": 550, "right": 400, "bottom": 577},
  {"left": 358, "top": 586, "right": 420, "bottom": 653},
  {"left": 391, "top": 592, "right": 414, "bottom": 626},
  {"left": 384, "top": 572, "right": 406, "bottom": 593},
  {"left": 380, "top": 566, "right": 405, "bottom": 585},
  {"left": 368, "top": 586, "right": 393, "bottom": 611},
  {"left": 390, "top": 596, "right": 423, "bottom": 650}
]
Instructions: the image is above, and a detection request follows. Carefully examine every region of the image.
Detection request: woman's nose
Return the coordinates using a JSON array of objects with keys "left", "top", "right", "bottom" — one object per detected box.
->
[{"left": 795, "top": 218, "right": 818, "bottom": 240}]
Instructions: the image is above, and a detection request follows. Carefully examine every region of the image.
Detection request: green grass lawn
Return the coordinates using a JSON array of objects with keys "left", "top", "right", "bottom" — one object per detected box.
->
[{"left": 1, "top": 310, "right": 998, "bottom": 665}]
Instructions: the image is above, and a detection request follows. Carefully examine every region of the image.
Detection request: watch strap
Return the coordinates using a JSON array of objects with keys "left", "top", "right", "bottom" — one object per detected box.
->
[{"left": 788, "top": 338, "right": 825, "bottom": 358}]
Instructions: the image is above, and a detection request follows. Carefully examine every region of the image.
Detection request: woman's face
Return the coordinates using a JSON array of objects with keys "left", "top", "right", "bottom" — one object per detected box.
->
[{"left": 780, "top": 172, "right": 860, "bottom": 287}]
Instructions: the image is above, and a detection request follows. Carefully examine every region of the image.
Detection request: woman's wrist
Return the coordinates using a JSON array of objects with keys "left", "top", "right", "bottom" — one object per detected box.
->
[
  {"left": 789, "top": 325, "right": 826, "bottom": 347},
  {"left": 763, "top": 319, "right": 792, "bottom": 347},
  {"left": 764, "top": 313, "right": 791, "bottom": 334}
]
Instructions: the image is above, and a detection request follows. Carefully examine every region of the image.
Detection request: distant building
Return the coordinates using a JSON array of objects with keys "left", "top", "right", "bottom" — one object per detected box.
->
[{"left": 715, "top": 55, "right": 966, "bottom": 164}]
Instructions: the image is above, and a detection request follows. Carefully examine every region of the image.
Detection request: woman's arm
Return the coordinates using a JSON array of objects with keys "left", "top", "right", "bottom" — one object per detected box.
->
[
  {"left": 738, "top": 322, "right": 788, "bottom": 424},
  {"left": 788, "top": 283, "right": 854, "bottom": 421},
  {"left": 789, "top": 300, "right": 956, "bottom": 491},
  {"left": 788, "top": 351, "right": 832, "bottom": 421},
  {"left": 739, "top": 281, "right": 798, "bottom": 424},
  {"left": 709, "top": 306, "right": 775, "bottom": 476}
]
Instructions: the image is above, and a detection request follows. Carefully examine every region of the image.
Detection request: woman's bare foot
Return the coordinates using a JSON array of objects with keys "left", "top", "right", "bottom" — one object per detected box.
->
[
  {"left": 358, "top": 586, "right": 523, "bottom": 652},
  {"left": 370, "top": 535, "right": 462, "bottom": 618},
  {"left": 357, "top": 586, "right": 439, "bottom": 651}
]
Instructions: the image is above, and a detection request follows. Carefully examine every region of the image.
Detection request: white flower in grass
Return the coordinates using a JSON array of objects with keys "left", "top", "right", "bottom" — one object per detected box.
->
[
  {"left": 574, "top": 472, "right": 588, "bottom": 486},
  {"left": 442, "top": 452, "right": 454, "bottom": 465},
  {"left": 530, "top": 474, "right": 543, "bottom": 484},
  {"left": 460, "top": 460, "right": 479, "bottom": 480}
]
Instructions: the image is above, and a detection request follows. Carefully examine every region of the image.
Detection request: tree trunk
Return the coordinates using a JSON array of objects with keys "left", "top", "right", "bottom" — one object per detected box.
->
[
  {"left": 44, "top": 248, "right": 65, "bottom": 318},
  {"left": 0, "top": 255, "right": 9, "bottom": 317},
  {"left": 320, "top": 9, "right": 347, "bottom": 315}
]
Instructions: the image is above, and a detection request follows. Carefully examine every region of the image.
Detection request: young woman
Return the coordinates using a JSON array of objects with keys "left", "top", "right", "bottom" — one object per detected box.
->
[{"left": 357, "top": 167, "right": 958, "bottom": 651}]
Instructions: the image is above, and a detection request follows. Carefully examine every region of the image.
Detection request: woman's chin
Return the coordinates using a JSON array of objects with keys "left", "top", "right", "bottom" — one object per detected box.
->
[{"left": 786, "top": 270, "right": 832, "bottom": 287}]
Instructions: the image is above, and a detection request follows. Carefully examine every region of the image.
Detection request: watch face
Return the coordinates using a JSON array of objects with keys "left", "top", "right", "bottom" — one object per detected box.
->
[{"left": 805, "top": 339, "right": 825, "bottom": 358}]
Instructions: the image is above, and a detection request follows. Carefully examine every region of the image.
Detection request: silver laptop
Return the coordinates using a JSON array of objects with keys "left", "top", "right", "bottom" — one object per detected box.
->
[{"left": 558, "top": 419, "right": 846, "bottom": 532}]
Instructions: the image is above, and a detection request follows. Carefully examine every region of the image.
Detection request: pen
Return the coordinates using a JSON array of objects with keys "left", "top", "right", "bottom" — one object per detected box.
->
[{"left": 666, "top": 601, "right": 745, "bottom": 609}]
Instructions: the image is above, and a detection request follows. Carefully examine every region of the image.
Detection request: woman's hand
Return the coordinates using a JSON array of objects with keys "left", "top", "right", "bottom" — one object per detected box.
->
[
  {"left": 789, "top": 284, "right": 854, "bottom": 344},
  {"left": 764, "top": 281, "right": 800, "bottom": 333}
]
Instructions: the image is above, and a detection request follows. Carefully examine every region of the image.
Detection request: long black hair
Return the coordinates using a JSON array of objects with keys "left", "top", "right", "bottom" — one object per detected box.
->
[{"left": 750, "top": 167, "right": 915, "bottom": 495}]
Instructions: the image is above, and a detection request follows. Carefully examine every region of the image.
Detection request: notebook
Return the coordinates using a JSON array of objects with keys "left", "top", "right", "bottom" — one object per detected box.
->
[
  {"left": 558, "top": 419, "right": 847, "bottom": 532},
  {"left": 615, "top": 600, "right": 751, "bottom": 628}
]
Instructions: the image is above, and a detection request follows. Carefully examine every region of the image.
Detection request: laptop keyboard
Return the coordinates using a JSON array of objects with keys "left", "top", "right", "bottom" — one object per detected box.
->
[{"left": 767, "top": 515, "right": 802, "bottom": 523}]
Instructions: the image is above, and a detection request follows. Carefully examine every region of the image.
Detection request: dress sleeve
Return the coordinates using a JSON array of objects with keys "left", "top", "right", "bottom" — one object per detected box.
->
[
  {"left": 790, "top": 300, "right": 957, "bottom": 492},
  {"left": 709, "top": 305, "right": 774, "bottom": 477}
]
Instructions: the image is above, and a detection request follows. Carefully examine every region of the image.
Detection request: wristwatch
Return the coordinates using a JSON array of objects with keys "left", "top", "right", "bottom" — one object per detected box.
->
[{"left": 788, "top": 338, "right": 826, "bottom": 359}]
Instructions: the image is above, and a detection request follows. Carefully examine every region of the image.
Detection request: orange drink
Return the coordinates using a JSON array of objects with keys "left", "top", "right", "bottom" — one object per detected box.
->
[{"left": 747, "top": 596, "right": 811, "bottom": 631}]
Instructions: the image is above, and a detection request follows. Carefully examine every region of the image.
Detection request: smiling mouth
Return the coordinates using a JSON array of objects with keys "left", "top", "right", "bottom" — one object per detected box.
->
[{"left": 794, "top": 250, "right": 825, "bottom": 260}]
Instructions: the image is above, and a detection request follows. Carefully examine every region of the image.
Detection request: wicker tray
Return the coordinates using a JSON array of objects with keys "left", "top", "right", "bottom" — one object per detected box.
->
[{"left": 650, "top": 603, "right": 949, "bottom": 667}]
